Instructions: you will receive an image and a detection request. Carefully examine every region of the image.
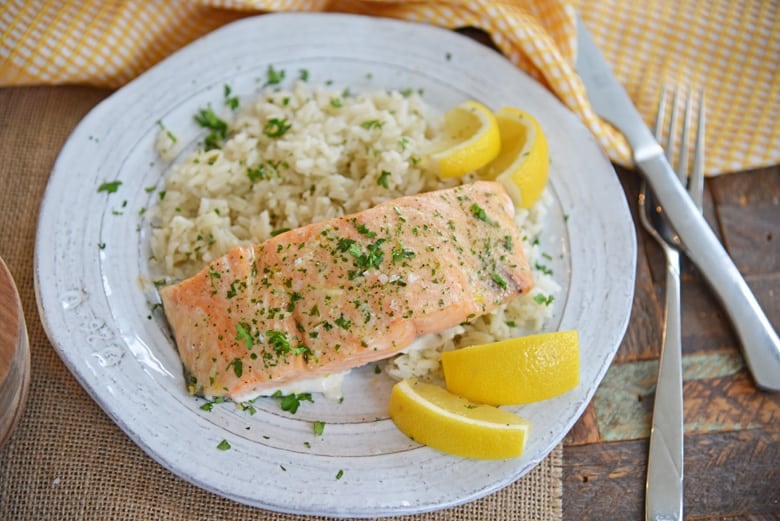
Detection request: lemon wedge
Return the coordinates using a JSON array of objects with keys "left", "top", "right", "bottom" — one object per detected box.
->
[
  {"left": 388, "top": 379, "right": 530, "bottom": 459},
  {"left": 478, "top": 107, "right": 549, "bottom": 209},
  {"left": 441, "top": 330, "right": 579, "bottom": 406},
  {"left": 426, "top": 100, "right": 501, "bottom": 178}
]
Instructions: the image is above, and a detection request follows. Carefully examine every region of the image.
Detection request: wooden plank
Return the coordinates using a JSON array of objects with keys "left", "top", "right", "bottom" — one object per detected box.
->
[
  {"left": 746, "top": 272, "right": 780, "bottom": 332},
  {"left": 563, "top": 429, "right": 780, "bottom": 520},
  {"left": 683, "top": 372, "right": 780, "bottom": 434},
  {"left": 590, "top": 357, "right": 778, "bottom": 441},
  {"left": 709, "top": 166, "right": 780, "bottom": 206},
  {"left": 718, "top": 202, "right": 780, "bottom": 275},
  {"left": 683, "top": 429, "right": 780, "bottom": 519},
  {"left": 679, "top": 274, "right": 740, "bottom": 355},
  {"left": 565, "top": 402, "right": 601, "bottom": 446},
  {"left": 613, "top": 167, "right": 665, "bottom": 363},
  {"left": 563, "top": 439, "right": 646, "bottom": 520}
]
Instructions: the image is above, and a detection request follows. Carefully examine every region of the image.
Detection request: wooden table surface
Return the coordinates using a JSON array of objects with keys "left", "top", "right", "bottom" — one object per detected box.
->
[
  {"left": 3, "top": 52, "right": 779, "bottom": 521},
  {"left": 562, "top": 165, "right": 780, "bottom": 520}
]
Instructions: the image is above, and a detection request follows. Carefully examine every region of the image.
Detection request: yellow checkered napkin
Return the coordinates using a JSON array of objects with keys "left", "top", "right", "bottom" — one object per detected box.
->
[{"left": 1, "top": 0, "right": 777, "bottom": 175}]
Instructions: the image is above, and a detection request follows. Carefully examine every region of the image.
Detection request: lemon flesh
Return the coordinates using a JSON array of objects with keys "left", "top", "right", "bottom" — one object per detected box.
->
[
  {"left": 478, "top": 107, "right": 549, "bottom": 209},
  {"left": 442, "top": 330, "right": 579, "bottom": 406},
  {"left": 388, "top": 379, "right": 529, "bottom": 460},
  {"left": 426, "top": 100, "right": 501, "bottom": 178}
]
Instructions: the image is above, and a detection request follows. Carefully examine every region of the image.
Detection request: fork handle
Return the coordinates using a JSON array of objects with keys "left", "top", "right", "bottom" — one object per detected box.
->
[
  {"left": 646, "top": 249, "right": 684, "bottom": 521},
  {"left": 637, "top": 153, "right": 780, "bottom": 391}
]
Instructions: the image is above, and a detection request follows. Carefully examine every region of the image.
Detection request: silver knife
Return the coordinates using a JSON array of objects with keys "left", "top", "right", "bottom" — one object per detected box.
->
[{"left": 574, "top": 16, "right": 780, "bottom": 392}]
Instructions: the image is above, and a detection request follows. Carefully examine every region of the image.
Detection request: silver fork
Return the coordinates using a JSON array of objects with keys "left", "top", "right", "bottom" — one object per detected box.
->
[{"left": 639, "top": 87, "right": 705, "bottom": 521}]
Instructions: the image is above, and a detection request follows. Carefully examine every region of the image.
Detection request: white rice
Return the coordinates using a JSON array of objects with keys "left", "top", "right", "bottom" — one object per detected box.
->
[{"left": 150, "top": 80, "right": 560, "bottom": 383}]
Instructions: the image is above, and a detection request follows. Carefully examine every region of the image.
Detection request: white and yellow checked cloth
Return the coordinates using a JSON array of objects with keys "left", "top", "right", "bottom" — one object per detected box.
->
[{"left": 1, "top": 0, "right": 778, "bottom": 175}]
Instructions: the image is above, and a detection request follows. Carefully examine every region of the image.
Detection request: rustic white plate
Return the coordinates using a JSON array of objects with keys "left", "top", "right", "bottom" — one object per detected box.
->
[{"left": 35, "top": 13, "right": 636, "bottom": 518}]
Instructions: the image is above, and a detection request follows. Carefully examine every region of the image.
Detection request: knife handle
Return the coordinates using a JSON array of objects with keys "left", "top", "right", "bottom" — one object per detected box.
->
[
  {"left": 645, "top": 248, "right": 684, "bottom": 521},
  {"left": 639, "top": 154, "right": 780, "bottom": 391}
]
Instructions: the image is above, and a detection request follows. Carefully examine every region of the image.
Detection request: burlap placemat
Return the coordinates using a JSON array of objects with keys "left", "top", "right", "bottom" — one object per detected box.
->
[{"left": 0, "top": 86, "right": 563, "bottom": 520}]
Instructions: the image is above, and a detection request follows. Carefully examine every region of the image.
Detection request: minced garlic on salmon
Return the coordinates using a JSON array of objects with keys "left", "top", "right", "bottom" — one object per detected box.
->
[{"left": 160, "top": 181, "right": 534, "bottom": 401}]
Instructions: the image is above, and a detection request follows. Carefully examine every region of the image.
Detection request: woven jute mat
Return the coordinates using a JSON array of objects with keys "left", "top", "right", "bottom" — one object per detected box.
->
[{"left": 0, "top": 86, "right": 563, "bottom": 521}]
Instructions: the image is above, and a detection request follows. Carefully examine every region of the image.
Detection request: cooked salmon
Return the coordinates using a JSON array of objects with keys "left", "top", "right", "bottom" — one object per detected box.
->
[{"left": 160, "top": 181, "right": 534, "bottom": 401}]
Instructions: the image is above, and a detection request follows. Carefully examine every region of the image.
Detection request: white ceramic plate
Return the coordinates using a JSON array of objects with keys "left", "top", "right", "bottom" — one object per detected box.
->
[{"left": 35, "top": 13, "right": 636, "bottom": 518}]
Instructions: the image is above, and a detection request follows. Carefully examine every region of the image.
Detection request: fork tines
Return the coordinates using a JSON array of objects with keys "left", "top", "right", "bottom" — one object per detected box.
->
[{"left": 653, "top": 86, "right": 706, "bottom": 210}]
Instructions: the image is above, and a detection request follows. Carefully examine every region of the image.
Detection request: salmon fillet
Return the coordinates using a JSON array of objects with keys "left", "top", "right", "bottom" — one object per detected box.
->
[{"left": 160, "top": 181, "right": 534, "bottom": 401}]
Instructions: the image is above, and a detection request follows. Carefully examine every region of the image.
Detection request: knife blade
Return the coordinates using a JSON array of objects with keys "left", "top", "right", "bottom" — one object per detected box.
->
[{"left": 574, "top": 16, "right": 780, "bottom": 393}]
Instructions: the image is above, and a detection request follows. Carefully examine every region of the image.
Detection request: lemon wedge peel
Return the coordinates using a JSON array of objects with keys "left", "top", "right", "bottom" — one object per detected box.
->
[
  {"left": 478, "top": 107, "right": 550, "bottom": 209},
  {"left": 388, "top": 379, "right": 529, "bottom": 460},
  {"left": 441, "top": 330, "right": 580, "bottom": 406},
  {"left": 426, "top": 100, "right": 501, "bottom": 179}
]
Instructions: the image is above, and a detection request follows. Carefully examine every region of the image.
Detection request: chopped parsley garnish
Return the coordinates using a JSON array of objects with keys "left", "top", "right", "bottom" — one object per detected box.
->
[
  {"left": 156, "top": 120, "right": 177, "bottom": 142},
  {"left": 227, "top": 358, "right": 243, "bottom": 378},
  {"left": 287, "top": 291, "right": 303, "bottom": 312},
  {"left": 490, "top": 273, "right": 508, "bottom": 289},
  {"left": 216, "top": 439, "right": 231, "bottom": 451},
  {"left": 267, "top": 330, "right": 291, "bottom": 356},
  {"left": 264, "top": 65, "right": 285, "bottom": 86},
  {"left": 348, "top": 238, "right": 386, "bottom": 279},
  {"left": 503, "top": 235, "right": 513, "bottom": 250},
  {"left": 360, "top": 119, "right": 383, "bottom": 130},
  {"left": 353, "top": 220, "right": 377, "bottom": 237},
  {"left": 392, "top": 247, "right": 415, "bottom": 263},
  {"left": 207, "top": 265, "right": 221, "bottom": 294},
  {"left": 247, "top": 159, "right": 284, "bottom": 181},
  {"left": 336, "top": 237, "right": 356, "bottom": 253},
  {"left": 194, "top": 107, "right": 228, "bottom": 150},
  {"left": 336, "top": 469, "right": 344, "bottom": 480},
  {"left": 330, "top": 97, "right": 343, "bottom": 108},
  {"left": 97, "top": 180, "right": 122, "bottom": 194},
  {"left": 200, "top": 397, "right": 225, "bottom": 412},
  {"left": 97, "top": 242, "right": 106, "bottom": 250},
  {"left": 400, "top": 88, "right": 414, "bottom": 97},
  {"left": 263, "top": 117, "right": 291, "bottom": 138},
  {"left": 334, "top": 314, "right": 352, "bottom": 330},
  {"left": 224, "top": 84, "right": 239, "bottom": 110},
  {"left": 292, "top": 343, "right": 313, "bottom": 361},
  {"left": 270, "top": 228, "right": 290, "bottom": 237},
  {"left": 298, "top": 68, "right": 309, "bottom": 81},
  {"left": 271, "top": 391, "right": 313, "bottom": 414},
  {"left": 144, "top": 185, "right": 156, "bottom": 193},
  {"left": 313, "top": 421, "right": 325, "bottom": 436},
  {"left": 377, "top": 170, "right": 391, "bottom": 188},
  {"left": 235, "top": 322, "right": 254, "bottom": 349},
  {"left": 470, "top": 203, "right": 497, "bottom": 226},
  {"left": 534, "top": 262, "right": 553, "bottom": 275},
  {"left": 247, "top": 164, "right": 268, "bottom": 182},
  {"left": 534, "top": 293, "right": 555, "bottom": 306}
]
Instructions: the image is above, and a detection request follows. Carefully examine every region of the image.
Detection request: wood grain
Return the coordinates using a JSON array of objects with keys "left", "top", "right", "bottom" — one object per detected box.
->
[
  {"left": 564, "top": 430, "right": 780, "bottom": 520},
  {"left": 613, "top": 168, "right": 664, "bottom": 364}
]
